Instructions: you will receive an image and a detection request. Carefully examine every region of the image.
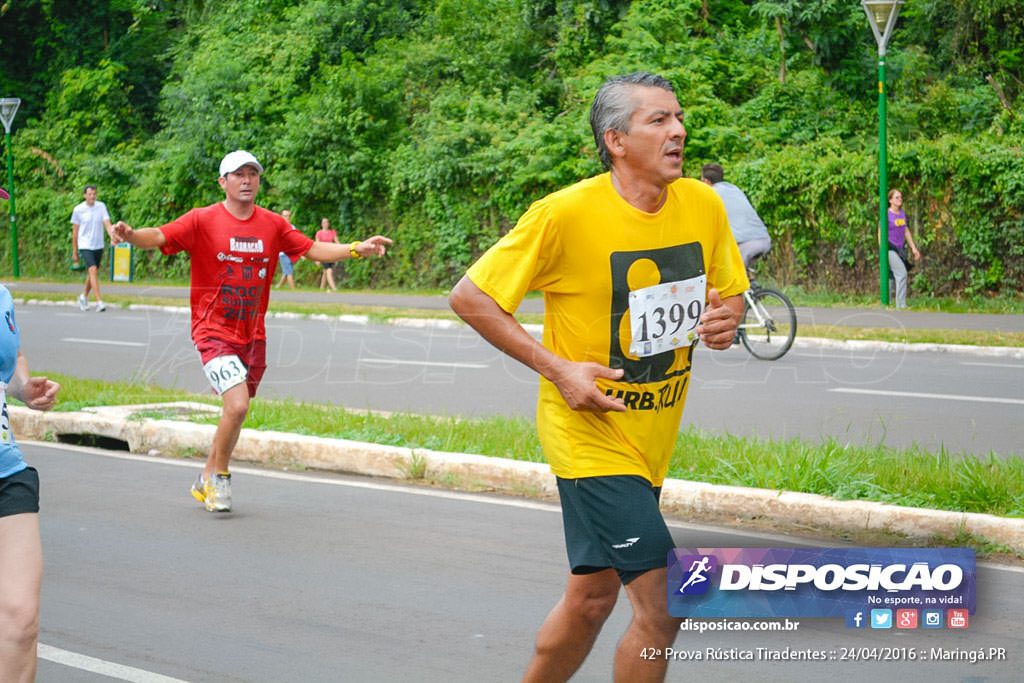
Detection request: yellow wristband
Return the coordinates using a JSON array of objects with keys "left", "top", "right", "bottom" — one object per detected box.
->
[{"left": 350, "top": 241, "right": 363, "bottom": 259}]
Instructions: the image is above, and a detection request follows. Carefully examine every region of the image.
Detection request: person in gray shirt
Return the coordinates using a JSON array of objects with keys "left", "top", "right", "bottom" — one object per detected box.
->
[{"left": 701, "top": 162, "right": 771, "bottom": 271}]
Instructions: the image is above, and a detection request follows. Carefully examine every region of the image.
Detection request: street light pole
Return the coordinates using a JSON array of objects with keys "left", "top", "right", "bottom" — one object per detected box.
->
[
  {"left": 862, "top": 1, "right": 903, "bottom": 306},
  {"left": 0, "top": 98, "right": 21, "bottom": 278}
]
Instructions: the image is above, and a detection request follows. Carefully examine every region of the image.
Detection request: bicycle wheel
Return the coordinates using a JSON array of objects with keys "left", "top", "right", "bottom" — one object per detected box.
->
[{"left": 739, "top": 287, "right": 797, "bottom": 360}]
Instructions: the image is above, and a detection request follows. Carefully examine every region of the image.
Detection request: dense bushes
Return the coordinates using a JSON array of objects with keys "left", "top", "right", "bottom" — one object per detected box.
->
[{"left": 1, "top": 0, "right": 1021, "bottom": 296}]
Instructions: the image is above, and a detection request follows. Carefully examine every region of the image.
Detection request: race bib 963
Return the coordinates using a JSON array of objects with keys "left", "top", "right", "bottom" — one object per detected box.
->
[{"left": 203, "top": 355, "right": 248, "bottom": 395}]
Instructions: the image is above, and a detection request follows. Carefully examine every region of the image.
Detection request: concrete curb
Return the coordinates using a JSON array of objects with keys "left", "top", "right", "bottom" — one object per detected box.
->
[
  {"left": 791, "top": 336, "right": 1024, "bottom": 359},
  {"left": 658, "top": 479, "right": 1022, "bottom": 551},
  {"left": 13, "top": 404, "right": 1023, "bottom": 553},
  {"left": 10, "top": 404, "right": 560, "bottom": 497}
]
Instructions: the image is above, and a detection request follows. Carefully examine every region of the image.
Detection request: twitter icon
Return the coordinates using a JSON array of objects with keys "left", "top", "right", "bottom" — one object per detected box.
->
[{"left": 870, "top": 609, "right": 893, "bottom": 629}]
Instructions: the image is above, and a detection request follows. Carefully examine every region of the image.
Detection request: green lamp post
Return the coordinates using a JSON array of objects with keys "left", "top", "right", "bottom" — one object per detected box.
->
[
  {"left": 862, "top": 0, "right": 904, "bottom": 305},
  {"left": 0, "top": 98, "right": 21, "bottom": 278}
]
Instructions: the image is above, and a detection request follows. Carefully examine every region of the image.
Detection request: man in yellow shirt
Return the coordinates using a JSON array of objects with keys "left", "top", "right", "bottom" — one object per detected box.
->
[{"left": 450, "top": 72, "right": 747, "bottom": 682}]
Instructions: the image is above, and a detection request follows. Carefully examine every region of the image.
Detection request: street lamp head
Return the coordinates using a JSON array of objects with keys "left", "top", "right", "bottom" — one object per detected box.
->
[
  {"left": 862, "top": 0, "right": 904, "bottom": 54},
  {"left": 0, "top": 98, "right": 20, "bottom": 135}
]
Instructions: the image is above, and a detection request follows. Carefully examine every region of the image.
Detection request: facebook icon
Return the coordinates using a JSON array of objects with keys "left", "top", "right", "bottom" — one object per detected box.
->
[{"left": 845, "top": 610, "right": 866, "bottom": 629}]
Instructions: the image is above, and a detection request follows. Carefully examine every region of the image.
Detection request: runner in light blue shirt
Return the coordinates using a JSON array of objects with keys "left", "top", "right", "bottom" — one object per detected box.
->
[{"left": 0, "top": 283, "right": 61, "bottom": 682}]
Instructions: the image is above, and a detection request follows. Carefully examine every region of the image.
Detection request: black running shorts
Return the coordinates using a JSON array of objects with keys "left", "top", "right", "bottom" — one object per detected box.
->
[
  {"left": 556, "top": 475, "right": 674, "bottom": 585},
  {"left": 0, "top": 466, "right": 40, "bottom": 517}
]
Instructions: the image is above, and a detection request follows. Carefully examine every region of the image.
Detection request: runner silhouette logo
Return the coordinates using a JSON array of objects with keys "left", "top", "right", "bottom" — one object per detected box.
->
[{"left": 676, "top": 554, "right": 718, "bottom": 596}]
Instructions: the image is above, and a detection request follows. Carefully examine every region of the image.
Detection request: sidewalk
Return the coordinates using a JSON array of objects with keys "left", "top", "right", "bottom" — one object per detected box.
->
[{"left": 10, "top": 280, "right": 1024, "bottom": 553}]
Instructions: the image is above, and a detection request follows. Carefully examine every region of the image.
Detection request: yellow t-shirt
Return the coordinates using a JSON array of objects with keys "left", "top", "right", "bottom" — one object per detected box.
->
[{"left": 467, "top": 173, "right": 748, "bottom": 485}]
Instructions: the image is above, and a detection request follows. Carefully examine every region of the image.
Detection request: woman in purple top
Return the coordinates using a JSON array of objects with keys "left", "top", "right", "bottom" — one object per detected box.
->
[{"left": 887, "top": 189, "right": 921, "bottom": 309}]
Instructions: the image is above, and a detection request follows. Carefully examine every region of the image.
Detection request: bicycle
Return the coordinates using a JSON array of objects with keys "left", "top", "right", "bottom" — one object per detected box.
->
[{"left": 737, "top": 268, "right": 797, "bottom": 361}]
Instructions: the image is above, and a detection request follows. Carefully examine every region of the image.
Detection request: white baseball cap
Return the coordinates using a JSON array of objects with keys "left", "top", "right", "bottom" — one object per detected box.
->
[{"left": 219, "top": 150, "right": 263, "bottom": 177}]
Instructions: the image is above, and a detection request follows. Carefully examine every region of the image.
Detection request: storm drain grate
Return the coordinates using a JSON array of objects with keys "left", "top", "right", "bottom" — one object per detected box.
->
[{"left": 56, "top": 434, "right": 131, "bottom": 451}]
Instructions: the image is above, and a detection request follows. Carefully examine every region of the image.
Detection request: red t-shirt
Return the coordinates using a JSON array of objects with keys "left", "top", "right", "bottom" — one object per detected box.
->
[{"left": 159, "top": 203, "right": 313, "bottom": 344}]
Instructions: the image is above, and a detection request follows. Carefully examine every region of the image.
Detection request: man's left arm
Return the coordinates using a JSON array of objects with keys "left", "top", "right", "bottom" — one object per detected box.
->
[
  {"left": 697, "top": 288, "right": 743, "bottom": 350},
  {"left": 305, "top": 235, "right": 392, "bottom": 262}
]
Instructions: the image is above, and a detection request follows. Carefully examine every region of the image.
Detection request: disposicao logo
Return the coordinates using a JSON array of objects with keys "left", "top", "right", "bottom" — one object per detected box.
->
[{"left": 667, "top": 548, "right": 976, "bottom": 619}]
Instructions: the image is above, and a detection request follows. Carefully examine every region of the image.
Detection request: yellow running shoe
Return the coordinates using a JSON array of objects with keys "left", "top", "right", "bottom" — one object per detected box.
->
[
  {"left": 206, "top": 472, "right": 232, "bottom": 512},
  {"left": 190, "top": 472, "right": 210, "bottom": 505}
]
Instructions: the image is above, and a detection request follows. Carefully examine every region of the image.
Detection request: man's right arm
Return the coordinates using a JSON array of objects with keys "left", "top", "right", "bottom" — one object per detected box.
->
[
  {"left": 449, "top": 275, "right": 625, "bottom": 413},
  {"left": 71, "top": 224, "right": 80, "bottom": 262},
  {"left": 111, "top": 222, "right": 167, "bottom": 250}
]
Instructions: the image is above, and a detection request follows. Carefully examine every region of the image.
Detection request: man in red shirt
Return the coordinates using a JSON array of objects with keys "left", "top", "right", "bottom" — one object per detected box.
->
[{"left": 113, "top": 150, "right": 392, "bottom": 512}]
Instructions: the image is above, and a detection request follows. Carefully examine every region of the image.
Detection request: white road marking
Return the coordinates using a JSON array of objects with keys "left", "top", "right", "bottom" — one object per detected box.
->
[
  {"left": 829, "top": 387, "right": 1024, "bottom": 406},
  {"left": 37, "top": 643, "right": 189, "bottom": 682},
  {"left": 357, "top": 358, "right": 488, "bottom": 369},
  {"left": 961, "top": 361, "right": 1024, "bottom": 369},
  {"left": 61, "top": 337, "right": 146, "bottom": 347},
  {"left": 791, "top": 352, "right": 879, "bottom": 361}
]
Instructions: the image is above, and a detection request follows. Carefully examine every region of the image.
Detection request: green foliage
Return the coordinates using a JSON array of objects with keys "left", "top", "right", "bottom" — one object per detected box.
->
[
  {"left": 1, "top": 0, "right": 1022, "bottom": 297},
  {"left": 0, "top": 0, "right": 180, "bottom": 126},
  {"left": 45, "top": 61, "right": 138, "bottom": 154}
]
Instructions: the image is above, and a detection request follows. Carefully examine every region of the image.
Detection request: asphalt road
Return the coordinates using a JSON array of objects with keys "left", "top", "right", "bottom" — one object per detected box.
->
[
  {"left": 10, "top": 281, "right": 1024, "bottom": 333},
  {"left": 20, "top": 303, "right": 1024, "bottom": 458},
  {"left": 31, "top": 442, "right": 1024, "bottom": 682}
]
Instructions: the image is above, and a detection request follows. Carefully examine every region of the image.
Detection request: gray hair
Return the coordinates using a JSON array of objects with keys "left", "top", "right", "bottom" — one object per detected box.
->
[{"left": 590, "top": 72, "right": 676, "bottom": 170}]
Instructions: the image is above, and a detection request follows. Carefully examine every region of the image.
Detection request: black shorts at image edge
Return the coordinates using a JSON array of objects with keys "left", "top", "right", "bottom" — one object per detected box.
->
[{"left": 0, "top": 466, "right": 40, "bottom": 517}]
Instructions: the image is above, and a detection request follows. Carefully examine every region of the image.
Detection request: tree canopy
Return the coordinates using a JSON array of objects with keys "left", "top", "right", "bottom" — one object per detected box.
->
[{"left": 1, "top": 0, "right": 1022, "bottom": 296}]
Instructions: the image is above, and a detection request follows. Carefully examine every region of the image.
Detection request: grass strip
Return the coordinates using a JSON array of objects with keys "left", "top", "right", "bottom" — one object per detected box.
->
[
  {"left": 777, "top": 285, "right": 1024, "bottom": 315},
  {"left": 34, "top": 372, "right": 1024, "bottom": 519},
  {"left": 668, "top": 428, "right": 1023, "bottom": 518}
]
